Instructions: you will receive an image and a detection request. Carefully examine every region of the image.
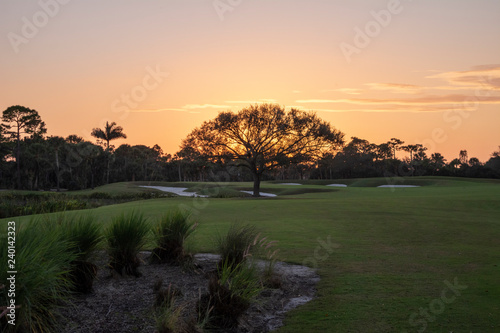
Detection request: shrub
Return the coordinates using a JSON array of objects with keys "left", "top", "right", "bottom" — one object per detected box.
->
[
  {"left": 215, "top": 223, "right": 259, "bottom": 271},
  {"left": 151, "top": 210, "right": 196, "bottom": 264},
  {"left": 106, "top": 212, "right": 149, "bottom": 277},
  {"left": 62, "top": 215, "right": 102, "bottom": 293},
  {"left": 0, "top": 219, "right": 76, "bottom": 333},
  {"left": 198, "top": 260, "right": 261, "bottom": 329}
]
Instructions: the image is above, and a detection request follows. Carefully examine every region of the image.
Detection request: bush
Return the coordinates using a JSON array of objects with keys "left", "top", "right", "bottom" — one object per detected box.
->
[
  {"left": 61, "top": 215, "right": 102, "bottom": 293},
  {"left": 106, "top": 212, "right": 149, "bottom": 277},
  {"left": 151, "top": 210, "right": 196, "bottom": 264},
  {"left": 215, "top": 223, "right": 259, "bottom": 271},
  {"left": 0, "top": 219, "right": 76, "bottom": 333},
  {"left": 198, "top": 260, "right": 261, "bottom": 329}
]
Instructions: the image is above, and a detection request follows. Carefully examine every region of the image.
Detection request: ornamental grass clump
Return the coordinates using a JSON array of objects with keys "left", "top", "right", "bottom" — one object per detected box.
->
[
  {"left": 62, "top": 214, "right": 102, "bottom": 293},
  {"left": 106, "top": 212, "right": 149, "bottom": 277},
  {"left": 0, "top": 219, "right": 75, "bottom": 333},
  {"left": 215, "top": 223, "right": 259, "bottom": 271},
  {"left": 197, "top": 260, "right": 261, "bottom": 329},
  {"left": 151, "top": 210, "right": 196, "bottom": 265}
]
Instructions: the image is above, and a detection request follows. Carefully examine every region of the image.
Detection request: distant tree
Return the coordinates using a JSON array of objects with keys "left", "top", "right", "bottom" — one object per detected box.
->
[
  {"left": 2, "top": 105, "right": 47, "bottom": 188},
  {"left": 459, "top": 150, "right": 469, "bottom": 166},
  {"left": 402, "top": 144, "right": 426, "bottom": 176},
  {"left": 91, "top": 121, "right": 127, "bottom": 151},
  {"left": 180, "top": 104, "right": 345, "bottom": 196},
  {"left": 469, "top": 157, "right": 481, "bottom": 167},
  {"left": 66, "top": 134, "right": 84, "bottom": 144},
  {"left": 430, "top": 152, "right": 446, "bottom": 174},
  {"left": 91, "top": 121, "right": 127, "bottom": 183},
  {"left": 388, "top": 138, "right": 404, "bottom": 159},
  {"left": 47, "top": 136, "right": 66, "bottom": 191},
  {"left": 376, "top": 142, "right": 393, "bottom": 160}
]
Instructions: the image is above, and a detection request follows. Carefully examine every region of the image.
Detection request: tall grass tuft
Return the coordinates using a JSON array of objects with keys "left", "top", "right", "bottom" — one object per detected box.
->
[
  {"left": 151, "top": 210, "right": 196, "bottom": 265},
  {"left": 198, "top": 260, "right": 261, "bottom": 329},
  {"left": 215, "top": 223, "right": 259, "bottom": 271},
  {"left": 0, "top": 219, "right": 76, "bottom": 333},
  {"left": 106, "top": 212, "right": 149, "bottom": 277},
  {"left": 62, "top": 215, "right": 102, "bottom": 293}
]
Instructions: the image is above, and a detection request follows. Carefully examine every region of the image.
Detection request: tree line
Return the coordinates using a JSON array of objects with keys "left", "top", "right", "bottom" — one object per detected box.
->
[{"left": 1, "top": 104, "right": 499, "bottom": 192}]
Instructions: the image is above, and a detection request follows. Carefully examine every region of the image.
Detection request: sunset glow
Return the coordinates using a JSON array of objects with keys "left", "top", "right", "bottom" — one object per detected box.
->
[{"left": 1, "top": 0, "right": 499, "bottom": 161}]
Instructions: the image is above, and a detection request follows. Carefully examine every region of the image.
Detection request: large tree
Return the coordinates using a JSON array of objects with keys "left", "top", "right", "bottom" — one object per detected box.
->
[
  {"left": 91, "top": 121, "right": 127, "bottom": 183},
  {"left": 2, "top": 105, "right": 46, "bottom": 188},
  {"left": 180, "top": 104, "right": 345, "bottom": 196}
]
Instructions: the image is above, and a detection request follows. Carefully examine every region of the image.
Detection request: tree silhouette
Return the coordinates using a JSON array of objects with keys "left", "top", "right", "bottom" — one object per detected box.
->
[
  {"left": 180, "top": 104, "right": 344, "bottom": 196},
  {"left": 2, "top": 105, "right": 46, "bottom": 188},
  {"left": 91, "top": 121, "right": 127, "bottom": 183},
  {"left": 91, "top": 121, "right": 127, "bottom": 150}
]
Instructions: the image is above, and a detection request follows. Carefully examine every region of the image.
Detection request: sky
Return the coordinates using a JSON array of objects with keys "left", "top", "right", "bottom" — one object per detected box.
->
[{"left": 1, "top": 0, "right": 499, "bottom": 162}]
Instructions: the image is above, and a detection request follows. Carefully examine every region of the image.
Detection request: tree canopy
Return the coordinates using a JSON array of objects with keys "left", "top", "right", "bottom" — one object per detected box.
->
[{"left": 180, "top": 104, "right": 345, "bottom": 196}]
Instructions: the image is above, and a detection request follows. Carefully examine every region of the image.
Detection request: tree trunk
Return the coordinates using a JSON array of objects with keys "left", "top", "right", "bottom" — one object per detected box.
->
[
  {"left": 16, "top": 131, "right": 21, "bottom": 189},
  {"left": 55, "top": 150, "right": 60, "bottom": 192},
  {"left": 252, "top": 173, "right": 261, "bottom": 197}
]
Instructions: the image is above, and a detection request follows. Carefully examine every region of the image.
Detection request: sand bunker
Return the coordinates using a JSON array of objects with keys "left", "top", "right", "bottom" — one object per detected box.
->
[
  {"left": 326, "top": 184, "right": 347, "bottom": 187},
  {"left": 240, "top": 191, "right": 277, "bottom": 197},
  {"left": 377, "top": 185, "right": 420, "bottom": 188},
  {"left": 140, "top": 186, "right": 208, "bottom": 197},
  {"left": 279, "top": 183, "right": 302, "bottom": 186}
]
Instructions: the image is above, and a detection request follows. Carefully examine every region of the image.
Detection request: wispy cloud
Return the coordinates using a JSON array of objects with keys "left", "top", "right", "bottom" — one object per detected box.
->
[
  {"left": 321, "top": 88, "right": 362, "bottom": 95},
  {"left": 225, "top": 99, "right": 277, "bottom": 104},
  {"left": 426, "top": 65, "right": 500, "bottom": 90},
  {"left": 365, "top": 82, "right": 421, "bottom": 94},
  {"left": 298, "top": 95, "right": 500, "bottom": 106},
  {"left": 182, "top": 104, "right": 231, "bottom": 109},
  {"left": 126, "top": 108, "right": 187, "bottom": 113}
]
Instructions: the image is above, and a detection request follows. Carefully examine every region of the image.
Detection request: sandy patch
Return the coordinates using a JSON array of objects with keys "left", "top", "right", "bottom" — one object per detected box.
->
[
  {"left": 279, "top": 183, "right": 302, "bottom": 186},
  {"left": 240, "top": 191, "right": 277, "bottom": 197},
  {"left": 140, "top": 186, "right": 208, "bottom": 197},
  {"left": 377, "top": 185, "right": 420, "bottom": 188},
  {"left": 326, "top": 184, "right": 347, "bottom": 187}
]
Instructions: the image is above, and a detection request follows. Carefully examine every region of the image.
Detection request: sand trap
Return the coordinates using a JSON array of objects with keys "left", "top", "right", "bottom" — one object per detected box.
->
[
  {"left": 140, "top": 186, "right": 208, "bottom": 197},
  {"left": 377, "top": 185, "right": 420, "bottom": 188},
  {"left": 240, "top": 191, "right": 277, "bottom": 197},
  {"left": 326, "top": 184, "right": 347, "bottom": 187},
  {"left": 279, "top": 183, "right": 302, "bottom": 186}
]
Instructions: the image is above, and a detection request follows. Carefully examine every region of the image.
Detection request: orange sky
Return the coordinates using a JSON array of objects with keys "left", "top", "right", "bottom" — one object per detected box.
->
[{"left": 1, "top": 0, "right": 499, "bottom": 162}]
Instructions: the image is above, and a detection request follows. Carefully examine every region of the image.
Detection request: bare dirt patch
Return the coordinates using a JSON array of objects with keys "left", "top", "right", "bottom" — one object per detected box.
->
[{"left": 58, "top": 252, "right": 319, "bottom": 333}]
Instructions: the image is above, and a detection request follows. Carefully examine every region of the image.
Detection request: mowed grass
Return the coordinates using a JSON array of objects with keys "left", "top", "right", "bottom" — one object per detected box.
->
[{"left": 2, "top": 177, "right": 499, "bottom": 332}]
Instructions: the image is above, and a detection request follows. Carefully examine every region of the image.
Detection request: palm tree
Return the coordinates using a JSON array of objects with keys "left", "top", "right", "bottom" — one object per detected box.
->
[{"left": 91, "top": 121, "right": 127, "bottom": 183}]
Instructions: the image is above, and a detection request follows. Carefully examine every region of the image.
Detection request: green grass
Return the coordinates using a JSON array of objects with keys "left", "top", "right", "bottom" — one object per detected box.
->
[
  {"left": 0, "top": 219, "right": 76, "bottom": 332},
  {"left": 1, "top": 177, "right": 499, "bottom": 332}
]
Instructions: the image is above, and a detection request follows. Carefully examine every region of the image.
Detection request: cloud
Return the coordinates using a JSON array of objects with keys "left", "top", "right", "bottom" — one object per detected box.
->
[
  {"left": 365, "top": 82, "right": 421, "bottom": 94},
  {"left": 298, "top": 94, "right": 500, "bottom": 106},
  {"left": 182, "top": 104, "right": 230, "bottom": 109},
  {"left": 225, "top": 99, "right": 277, "bottom": 104},
  {"left": 321, "top": 88, "right": 362, "bottom": 95},
  {"left": 292, "top": 90, "right": 301, "bottom": 94},
  {"left": 426, "top": 65, "right": 500, "bottom": 90},
  {"left": 125, "top": 108, "right": 186, "bottom": 113}
]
